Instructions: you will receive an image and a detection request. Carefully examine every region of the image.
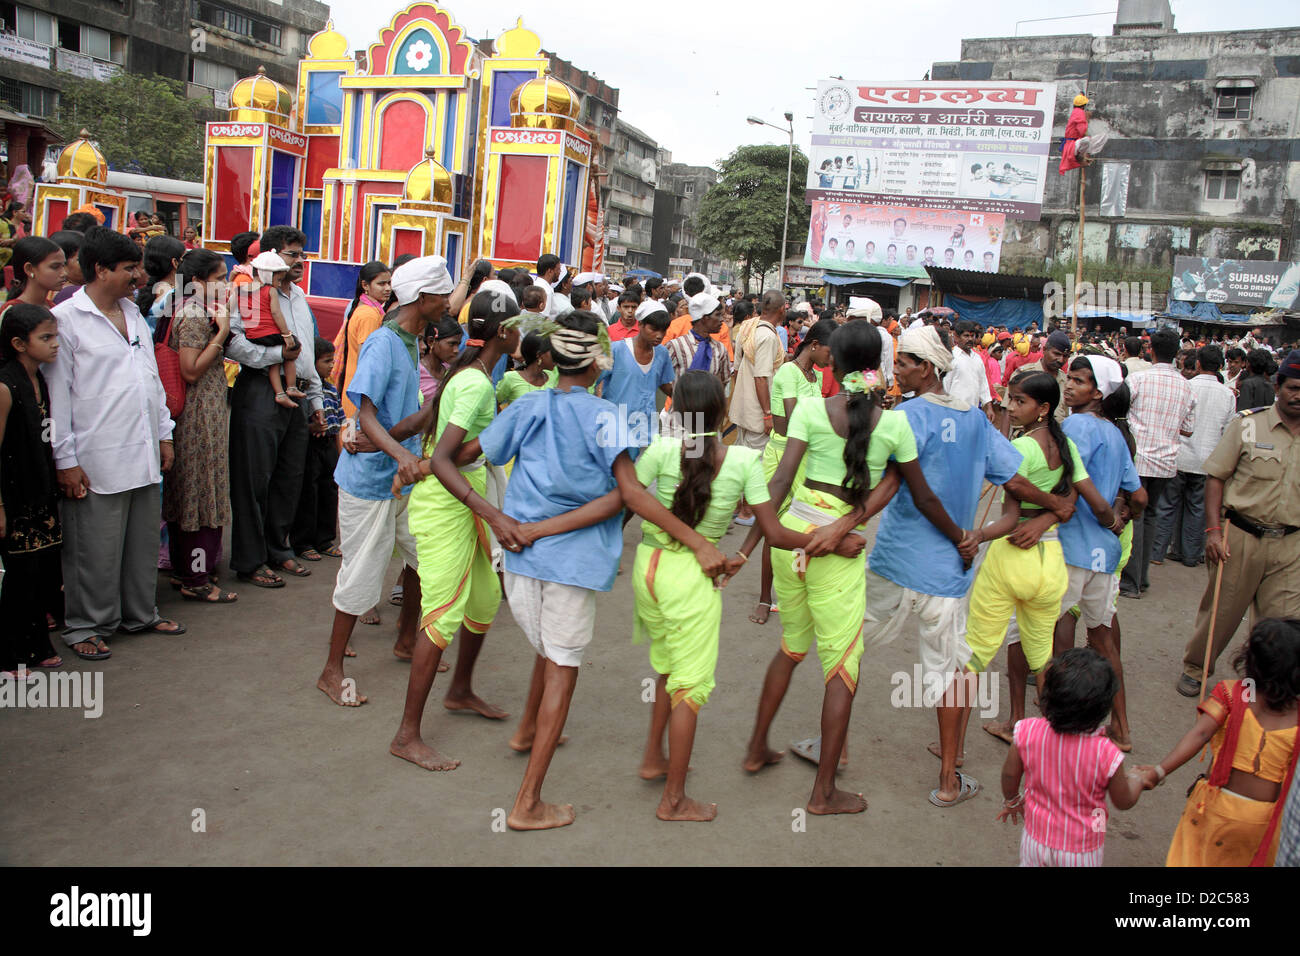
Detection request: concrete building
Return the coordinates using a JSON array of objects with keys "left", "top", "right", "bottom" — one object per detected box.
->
[
  {"left": 0, "top": 0, "right": 327, "bottom": 169},
  {"left": 929, "top": 0, "right": 1300, "bottom": 308},
  {"left": 652, "top": 159, "right": 728, "bottom": 282},
  {"left": 606, "top": 117, "right": 659, "bottom": 276}
]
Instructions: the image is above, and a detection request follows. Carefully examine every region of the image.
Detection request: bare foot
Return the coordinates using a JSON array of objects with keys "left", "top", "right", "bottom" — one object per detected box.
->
[
  {"left": 656, "top": 795, "right": 717, "bottom": 822},
  {"left": 508, "top": 801, "right": 576, "bottom": 830},
  {"left": 1107, "top": 726, "right": 1133, "bottom": 752},
  {"left": 742, "top": 746, "right": 785, "bottom": 773},
  {"left": 344, "top": 644, "right": 356, "bottom": 658},
  {"left": 749, "top": 601, "right": 771, "bottom": 625},
  {"left": 639, "top": 755, "right": 670, "bottom": 780},
  {"left": 392, "top": 643, "right": 412, "bottom": 662},
  {"left": 983, "top": 720, "right": 1015, "bottom": 745},
  {"left": 807, "top": 788, "right": 868, "bottom": 815},
  {"left": 389, "top": 735, "right": 460, "bottom": 771},
  {"left": 509, "top": 733, "right": 569, "bottom": 753},
  {"left": 316, "top": 672, "right": 367, "bottom": 706},
  {"left": 274, "top": 392, "right": 299, "bottom": 409},
  {"left": 286, "top": 386, "right": 307, "bottom": 399},
  {"left": 926, "top": 741, "right": 964, "bottom": 767},
  {"left": 444, "top": 693, "right": 509, "bottom": 719},
  {"left": 360, "top": 606, "right": 381, "bottom": 626}
]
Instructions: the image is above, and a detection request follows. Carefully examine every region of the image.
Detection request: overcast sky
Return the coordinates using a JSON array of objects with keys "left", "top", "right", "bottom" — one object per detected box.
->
[{"left": 328, "top": 0, "right": 1296, "bottom": 168}]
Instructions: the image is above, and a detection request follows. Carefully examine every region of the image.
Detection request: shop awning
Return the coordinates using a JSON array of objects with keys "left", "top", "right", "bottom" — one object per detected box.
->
[
  {"left": 822, "top": 273, "right": 912, "bottom": 287},
  {"left": 925, "top": 266, "right": 1050, "bottom": 301}
]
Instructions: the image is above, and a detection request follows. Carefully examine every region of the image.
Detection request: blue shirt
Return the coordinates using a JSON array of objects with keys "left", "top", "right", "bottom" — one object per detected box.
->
[
  {"left": 335, "top": 325, "right": 422, "bottom": 500},
  {"left": 869, "top": 393, "right": 1022, "bottom": 598},
  {"left": 479, "top": 387, "right": 634, "bottom": 591},
  {"left": 595, "top": 338, "right": 674, "bottom": 452},
  {"left": 1059, "top": 413, "right": 1141, "bottom": 573}
]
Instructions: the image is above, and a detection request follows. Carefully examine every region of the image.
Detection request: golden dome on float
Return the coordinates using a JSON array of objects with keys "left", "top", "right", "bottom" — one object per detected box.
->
[
  {"left": 306, "top": 19, "right": 349, "bottom": 60},
  {"left": 509, "top": 73, "right": 579, "bottom": 131},
  {"left": 494, "top": 18, "right": 542, "bottom": 59},
  {"left": 56, "top": 129, "right": 107, "bottom": 184},
  {"left": 228, "top": 66, "right": 293, "bottom": 123},
  {"left": 403, "top": 149, "right": 453, "bottom": 209}
]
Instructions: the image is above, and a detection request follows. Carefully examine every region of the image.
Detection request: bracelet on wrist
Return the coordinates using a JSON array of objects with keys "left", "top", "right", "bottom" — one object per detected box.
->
[
  {"left": 1154, "top": 764, "right": 1167, "bottom": 786},
  {"left": 1001, "top": 793, "right": 1024, "bottom": 809},
  {"left": 1205, "top": 526, "right": 1221, "bottom": 534},
  {"left": 735, "top": 551, "right": 749, "bottom": 564}
]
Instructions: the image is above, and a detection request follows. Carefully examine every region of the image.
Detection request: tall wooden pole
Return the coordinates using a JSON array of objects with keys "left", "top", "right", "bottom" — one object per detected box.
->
[{"left": 1072, "top": 162, "right": 1086, "bottom": 336}]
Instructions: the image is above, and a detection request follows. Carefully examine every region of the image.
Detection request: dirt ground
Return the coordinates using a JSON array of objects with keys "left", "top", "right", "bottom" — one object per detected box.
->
[{"left": 0, "top": 517, "right": 1238, "bottom": 866}]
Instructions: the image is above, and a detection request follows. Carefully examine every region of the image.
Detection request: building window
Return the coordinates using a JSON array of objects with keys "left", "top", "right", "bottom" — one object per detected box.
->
[
  {"left": 1215, "top": 87, "right": 1253, "bottom": 121},
  {"left": 1204, "top": 169, "right": 1241, "bottom": 201},
  {"left": 683, "top": 181, "right": 694, "bottom": 196},
  {"left": 191, "top": 58, "right": 238, "bottom": 91},
  {"left": 15, "top": 6, "right": 54, "bottom": 45},
  {"left": 0, "top": 77, "right": 57, "bottom": 117},
  {"left": 192, "top": 0, "right": 282, "bottom": 48}
]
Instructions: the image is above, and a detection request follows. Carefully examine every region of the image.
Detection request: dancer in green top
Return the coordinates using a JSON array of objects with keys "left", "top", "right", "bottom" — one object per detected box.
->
[
  {"left": 751, "top": 317, "right": 835, "bottom": 625},
  {"left": 735, "top": 321, "right": 973, "bottom": 815},
  {"left": 622, "top": 370, "right": 859, "bottom": 821}
]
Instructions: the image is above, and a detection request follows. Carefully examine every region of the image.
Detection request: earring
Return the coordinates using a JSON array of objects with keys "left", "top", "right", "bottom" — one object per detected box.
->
[{"left": 1037, "top": 414, "right": 1045, "bottom": 423}]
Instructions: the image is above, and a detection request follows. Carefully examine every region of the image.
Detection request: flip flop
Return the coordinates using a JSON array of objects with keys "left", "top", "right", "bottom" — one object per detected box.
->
[
  {"left": 277, "top": 560, "right": 311, "bottom": 577},
  {"left": 790, "top": 736, "right": 821, "bottom": 765},
  {"left": 179, "top": 584, "right": 238, "bottom": 604},
  {"left": 929, "top": 771, "right": 981, "bottom": 808},
  {"left": 296, "top": 548, "right": 323, "bottom": 562},
  {"left": 389, "top": 585, "right": 404, "bottom": 606},
  {"left": 69, "top": 637, "right": 111, "bottom": 661},
  {"left": 142, "top": 619, "right": 187, "bottom": 635},
  {"left": 320, "top": 545, "right": 342, "bottom": 557},
  {"left": 237, "top": 566, "right": 285, "bottom": 588}
]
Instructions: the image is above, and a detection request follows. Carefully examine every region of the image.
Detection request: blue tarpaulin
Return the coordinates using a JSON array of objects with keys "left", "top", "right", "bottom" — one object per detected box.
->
[
  {"left": 1163, "top": 299, "right": 1243, "bottom": 322},
  {"left": 945, "top": 295, "right": 1044, "bottom": 330},
  {"left": 822, "top": 273, "right": 913, "bottom": 287}
]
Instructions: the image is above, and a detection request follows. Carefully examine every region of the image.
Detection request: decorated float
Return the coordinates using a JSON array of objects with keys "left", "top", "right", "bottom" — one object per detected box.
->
[{"left": 199, "top": 3, "right": 604, "bottom": 335}]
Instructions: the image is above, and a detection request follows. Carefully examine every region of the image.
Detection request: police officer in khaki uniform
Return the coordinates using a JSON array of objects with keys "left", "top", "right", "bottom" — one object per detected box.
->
[
  {"left": 999, "top": 329, "right": 1071, "bottom": 435},
  {"left": 1177, "top": 349, "right": 1300, "bottom": 696}
]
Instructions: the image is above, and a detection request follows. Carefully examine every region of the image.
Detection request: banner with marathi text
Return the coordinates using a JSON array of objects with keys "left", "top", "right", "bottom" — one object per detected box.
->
[{"left": 809, "top": 80, "right": 1058, "bottom": 220}]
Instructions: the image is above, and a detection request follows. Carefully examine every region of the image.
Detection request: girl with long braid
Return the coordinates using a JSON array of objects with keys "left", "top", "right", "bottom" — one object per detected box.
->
[{"left": 736, "top": 321, "right": 970, "bottom": 814}]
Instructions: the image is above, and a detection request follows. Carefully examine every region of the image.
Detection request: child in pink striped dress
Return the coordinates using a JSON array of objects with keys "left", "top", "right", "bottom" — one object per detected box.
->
[{"left": 996, "top": 648, "right": 1147, "bottom": 865}]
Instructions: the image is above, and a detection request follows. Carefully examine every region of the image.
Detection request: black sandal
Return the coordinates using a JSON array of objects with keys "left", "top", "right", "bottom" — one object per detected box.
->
[
  {"left": 180, "top": 583, "right": 238, "bottom": 603},
  {"left": 237, "top": 566, "right": 285, "bottom": 588}
]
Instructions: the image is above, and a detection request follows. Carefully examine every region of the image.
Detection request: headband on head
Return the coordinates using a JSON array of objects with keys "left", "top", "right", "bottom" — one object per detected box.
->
[
  {"left": 898, "top": 325, "right": 954, "bottom": 373},
  {"left": 549, "top": 322, "right": 613, "bottom": 372}
]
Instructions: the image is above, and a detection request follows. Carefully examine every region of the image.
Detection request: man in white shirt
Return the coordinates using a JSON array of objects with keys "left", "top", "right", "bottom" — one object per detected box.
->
[
  {"left": 226, "top": 226, "right": 324, "bottom": 587},
  {"left": 1122, "top": 335, "right": 1151, "bottom": 376},
  {"left": 942, "top": 319, "right": 992, "bottom": 416},
  {"left": 730, "top": 290, "right": 785, "bottom": 449},
  {"left": 531, "top": 253, "right": 561, "bottom": 319},
  {"left": 48, "top": 227, "right": 185, "bottom": 659},
  {"left": 1150, "top": 346, "right": 1236, "bottom": 567}
]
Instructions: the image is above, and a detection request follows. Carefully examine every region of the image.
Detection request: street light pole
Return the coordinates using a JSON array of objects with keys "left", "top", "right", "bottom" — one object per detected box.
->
[{"left": 748, "top": 112, "right": 795, "bottom": 291}]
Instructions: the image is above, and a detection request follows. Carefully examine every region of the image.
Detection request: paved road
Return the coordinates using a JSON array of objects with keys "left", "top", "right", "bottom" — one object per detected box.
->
[{"left": 0, "top": 518, "right": 1236, "bottom": 866}]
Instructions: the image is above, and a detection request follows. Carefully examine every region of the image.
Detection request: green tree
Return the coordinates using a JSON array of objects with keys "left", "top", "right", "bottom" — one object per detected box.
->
[
  {"left": 694, "top": 144, "right": 810, "bottom": 291},
  {"left": 54, "top": 73, "right": 210, "bottom": 181}
]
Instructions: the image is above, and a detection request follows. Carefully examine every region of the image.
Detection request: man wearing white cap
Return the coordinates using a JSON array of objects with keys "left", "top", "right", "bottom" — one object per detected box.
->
[
  {"left": 317, "top": 255, "right": 452, "bottom": 706},
  {"left": 730, "top": 289, "right": 785, "bottom": 450},
  {"left": 664, "top": 291, "right": 729, "bottom": 387}
]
